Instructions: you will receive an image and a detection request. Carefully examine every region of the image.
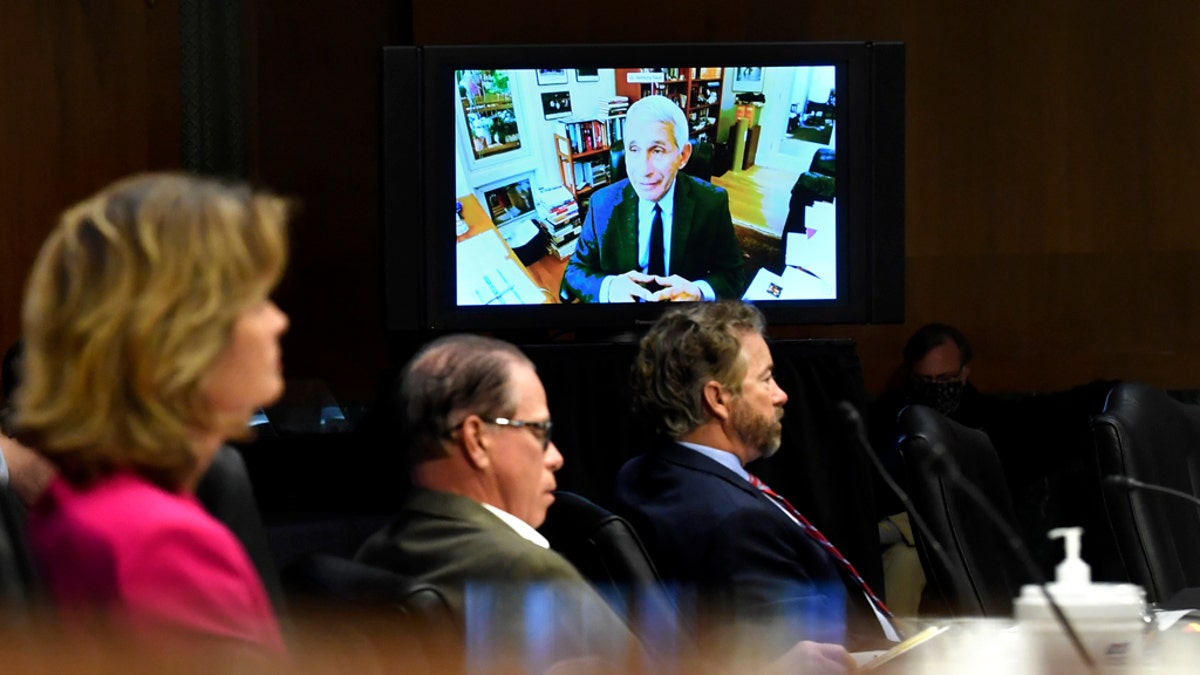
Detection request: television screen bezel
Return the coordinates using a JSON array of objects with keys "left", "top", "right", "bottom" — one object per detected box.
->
[{"left": 409, "top": 41, "right": 903, "bottom": 332}]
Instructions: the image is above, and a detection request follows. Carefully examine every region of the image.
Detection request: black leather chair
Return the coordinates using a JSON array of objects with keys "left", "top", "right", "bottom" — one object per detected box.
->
[
  {"left": 537, "top": 491, "right": 683, "bottom": 658},
  {"left": 0, "top": 483, "right": 37, "bottom": 611},
  {"left": 196, "top": 445, "right": 287, "bottom": 614},
  {"left": 897, "top": 404, "right": 1027, "bottom": 618},
  {"left": 282, "top": 552, "right": 459, "bottom": 672},
  {"left": 1090, "top": 382, "right": 1200, "bottom": 604},
  {"left": 283, "top": 552, "right": 453, "bottom": 622},
  {"left": 782, "top": 147, "right": 835, "bottom": 237}
]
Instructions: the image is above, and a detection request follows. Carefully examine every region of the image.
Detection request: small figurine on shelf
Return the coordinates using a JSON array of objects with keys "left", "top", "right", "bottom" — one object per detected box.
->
[{"left": 455, "top": 201, "right": 469, "bottom": 236}]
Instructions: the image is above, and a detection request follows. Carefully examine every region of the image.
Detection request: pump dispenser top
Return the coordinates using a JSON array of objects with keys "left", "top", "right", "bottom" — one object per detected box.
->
[{"left": 1049, "top": 527, "right": 1090, "bottom": 587}]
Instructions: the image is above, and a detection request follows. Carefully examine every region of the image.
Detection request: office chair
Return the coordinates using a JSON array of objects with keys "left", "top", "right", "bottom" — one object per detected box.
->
[
  {"left": 196, "top": 445, "right": 287, "bottom": 614},
  {"left": 282, "top": 552, "right": 459, "bottom": 672},
  {"left": 283, "top": 552, "right": 453, "bottom": 620},
  {"left": 1090, "top": 381, "right": 1200, "bottom": 604},
  {"left": 897, "top": 404, "right": 1027, "bottom": 618},
  {"left": 782, "top": 147, "right": 835, "bottom": 237},
  {"left": 0, "top": 484, "right": 37, "bottom": 610},
  {"left": 538, "top": 491, "right": 683, "bottom": 658}
]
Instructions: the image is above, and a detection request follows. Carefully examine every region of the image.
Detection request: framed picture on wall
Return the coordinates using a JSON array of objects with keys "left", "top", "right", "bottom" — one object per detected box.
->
[
  {"left": 575, "top": 68, "right": 600, "bottom": 82},
  {"left": 536, "top": 69, "right": 568, "bottom": 86},
  {"left": 732, "top": 66, "right": 764, "bottom": 93},
  {"left": 541, "top": 91, "right": 573, "bottom": 120}
]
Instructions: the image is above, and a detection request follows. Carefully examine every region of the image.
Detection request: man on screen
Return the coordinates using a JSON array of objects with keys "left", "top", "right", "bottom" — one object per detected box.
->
[{"left": 561, "top": 95, "right": 745, "bottom": 303}]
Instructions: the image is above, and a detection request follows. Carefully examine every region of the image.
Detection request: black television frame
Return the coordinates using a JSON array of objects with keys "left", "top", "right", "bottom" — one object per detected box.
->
[{"left": 389, "top": 42, "right": 904, "bottom": 332}]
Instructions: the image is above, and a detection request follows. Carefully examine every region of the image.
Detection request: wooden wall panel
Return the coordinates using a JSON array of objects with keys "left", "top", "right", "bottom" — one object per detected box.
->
[
  {"left": 244, "top": 2, "right": 410, "bottom": 403},
  {"left": 0, "top": 2, "right": 180, "bottom": 362}
]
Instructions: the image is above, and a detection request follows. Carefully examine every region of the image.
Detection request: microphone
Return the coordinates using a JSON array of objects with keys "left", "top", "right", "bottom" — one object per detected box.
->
[
  {"left": 1103, "top": 474, "right": 1200, "bottom": 508},
  {"left": 835, "top": 401, "right": 958, "bottom": 581},
  {"left": 926, "top": 441, "right": 1097, "bottom": 672}
]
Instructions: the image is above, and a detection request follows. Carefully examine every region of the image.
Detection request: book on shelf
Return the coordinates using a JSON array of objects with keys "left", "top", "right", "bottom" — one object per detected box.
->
[{"left": 555, "top": 118, "right": 616, "bottom": 154}]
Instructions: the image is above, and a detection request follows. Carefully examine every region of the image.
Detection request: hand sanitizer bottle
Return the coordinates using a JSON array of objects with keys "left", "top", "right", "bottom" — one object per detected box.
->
[{"left": 1014, "top": 527, "right": 1149, "bottom": 672}]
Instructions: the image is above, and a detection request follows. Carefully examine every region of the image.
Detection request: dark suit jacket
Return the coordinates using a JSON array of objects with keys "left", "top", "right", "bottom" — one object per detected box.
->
[
  {"left": 355, "top": 489, "right": 640, "bottom": 668},
  {"left": 615, "top": 443, "right": 885, "bottom": 654},
  {"left": 562, "top": 174, "right": 745, "bottom": 302}
]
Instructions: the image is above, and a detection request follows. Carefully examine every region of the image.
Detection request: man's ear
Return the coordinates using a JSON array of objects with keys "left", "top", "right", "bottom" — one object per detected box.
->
[
  {"left": 960, "top": 365, "right": 971, "bottom": 382},
  {"left": 678, "top": 139, "right": 693, "bottom": 168},
  {"left": 702, "top": 379, "right": 733, "bottom": 422},
  {"left": 458, "top": 415, "right": 491, "bottom": 470}
]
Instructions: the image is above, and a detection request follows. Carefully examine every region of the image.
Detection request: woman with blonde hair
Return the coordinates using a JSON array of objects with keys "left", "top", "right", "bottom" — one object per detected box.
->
[{"left": 16, "top": 173, "right": 290, "bottom": 654}]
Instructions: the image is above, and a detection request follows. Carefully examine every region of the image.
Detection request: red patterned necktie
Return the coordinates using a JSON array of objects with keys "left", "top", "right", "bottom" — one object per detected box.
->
[{"left": 747, "top": 473, "right": 894, "bottom": 620}]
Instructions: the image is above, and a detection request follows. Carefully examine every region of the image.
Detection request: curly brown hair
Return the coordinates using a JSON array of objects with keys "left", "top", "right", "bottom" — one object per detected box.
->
[{"left": 632, "top": 301, "right": 766, "bottom": 439}]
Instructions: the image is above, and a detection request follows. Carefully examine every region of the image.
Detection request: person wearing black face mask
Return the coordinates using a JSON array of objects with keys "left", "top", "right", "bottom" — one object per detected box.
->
[
  {"left": 867, "top": 323, "right": 999, "bottom": 617},
  {"left": 903, "top": 324, "right": 974, "bottom": 417}
]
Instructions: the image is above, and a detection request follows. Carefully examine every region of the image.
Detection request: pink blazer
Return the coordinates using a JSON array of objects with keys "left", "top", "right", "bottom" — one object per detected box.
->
[{"left": 29, "top": 473, "right": 285, "bottom": 654}]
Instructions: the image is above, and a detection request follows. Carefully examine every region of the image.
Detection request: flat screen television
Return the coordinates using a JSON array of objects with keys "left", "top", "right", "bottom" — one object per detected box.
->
[{"left": 383, "top": 42, "right": 904, "bottom": 332}]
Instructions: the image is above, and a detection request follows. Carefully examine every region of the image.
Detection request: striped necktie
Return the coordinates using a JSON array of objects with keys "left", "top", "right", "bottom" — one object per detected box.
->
[{"left": 747, "top": 472, "right": 894, "bottom": 621}]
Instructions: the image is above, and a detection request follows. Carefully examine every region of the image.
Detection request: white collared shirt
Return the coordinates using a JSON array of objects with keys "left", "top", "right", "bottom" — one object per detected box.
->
[
  {"left": 482, "top": 502, "right": 551, "bottom": 549},
  {"left": 678, "top": 441, "right": 747, "bottom": 480}
]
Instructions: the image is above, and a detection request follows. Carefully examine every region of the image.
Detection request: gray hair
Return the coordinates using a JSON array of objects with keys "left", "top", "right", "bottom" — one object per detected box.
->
[
  {"left": 632, "top": 301, "right": 767, "bottom": 439},
  {"left": 627, "top": 94, "right": 689, "bottom": 150},
  {"left": 399, "top": 334, "right": 532, "bottom": 464}
]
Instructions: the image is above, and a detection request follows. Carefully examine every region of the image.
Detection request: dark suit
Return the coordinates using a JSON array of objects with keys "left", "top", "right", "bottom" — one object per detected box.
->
[
  {"left": 562, "top": 174, "right": 745, "bottom": 302},
  {"left": 355, "top": 489, "right": 640, "bottom": 669},
  {"left": 615, "top": 443, "right": 884, "bottom": 654}
]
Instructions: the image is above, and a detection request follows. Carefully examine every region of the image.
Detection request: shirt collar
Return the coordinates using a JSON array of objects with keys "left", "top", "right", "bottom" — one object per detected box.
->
[
  {"left": 677, "top": 441, "right": 749, "bottom": 481},
  {"left": 481, "top": 503, "right": 551, "bottom": 549},
  {"left": 639, "top": 180, "right": 678, "bottom": 221}
]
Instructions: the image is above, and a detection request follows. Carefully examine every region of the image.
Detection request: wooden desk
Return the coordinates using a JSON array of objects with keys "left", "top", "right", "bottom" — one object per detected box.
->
[{"left": 457, "top": 194, "right": 558, "bottom": 304}]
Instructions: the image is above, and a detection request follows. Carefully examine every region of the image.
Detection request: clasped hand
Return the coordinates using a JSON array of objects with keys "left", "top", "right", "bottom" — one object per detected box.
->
[{"left": 609, "top": 271, "right": 702, "bottom": 303}]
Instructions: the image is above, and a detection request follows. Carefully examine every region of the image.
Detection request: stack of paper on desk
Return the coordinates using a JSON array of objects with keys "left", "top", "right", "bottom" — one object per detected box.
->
[{"left": 456, "top": 228, "right": 545, "bottom": 305}]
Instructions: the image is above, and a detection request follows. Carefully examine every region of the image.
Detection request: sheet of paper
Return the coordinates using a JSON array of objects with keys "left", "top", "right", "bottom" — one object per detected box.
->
[
  {"left": 784, "top": 202, "right": 837, "bottom": 284},
  {"left": 1155, "top": 609, "right": 1197, "bottom": 632},
  {"left": 457, "top": 229, "right": 546, "bottom": 305},
  {"left": 741, "top": 267, "right": 787, "bottom": 301},
  {"left": 780, "top": 265, "right": 835, "bottom": 300}
]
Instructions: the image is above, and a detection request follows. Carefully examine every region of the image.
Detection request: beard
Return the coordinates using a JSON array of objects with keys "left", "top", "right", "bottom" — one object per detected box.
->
[{"left": 731, "top": 397, "right": 784, "bottom": 459}]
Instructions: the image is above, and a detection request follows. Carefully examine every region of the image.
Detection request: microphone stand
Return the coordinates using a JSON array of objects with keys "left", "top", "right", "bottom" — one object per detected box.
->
[
  {"left": 1103, "top": 474, "right": 1200, "bottom": 509},
  {"left": 835, "top": 402, "right": 958, "bottom": 585},
  {"left": 927, "top": 442, "right": 1097, "bottom": 673}
]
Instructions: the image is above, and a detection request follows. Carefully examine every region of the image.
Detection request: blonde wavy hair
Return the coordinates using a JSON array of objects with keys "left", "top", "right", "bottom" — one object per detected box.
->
[{"left": 15, "top": 173, "right": 290, "bottom": 490}]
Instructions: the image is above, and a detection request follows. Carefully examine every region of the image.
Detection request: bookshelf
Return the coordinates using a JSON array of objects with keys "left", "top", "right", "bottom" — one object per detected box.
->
[
  {"left": 553, "top": 115, "right": 626, "bottom": 201},
  {"left": 614, "top": 67, "right": 725, "bottom": 144}
]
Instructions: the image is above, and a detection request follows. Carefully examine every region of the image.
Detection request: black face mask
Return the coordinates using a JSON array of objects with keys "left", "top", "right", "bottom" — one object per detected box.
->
[{"left": 909, "top": 379, "right": 965, "bottom": 416}]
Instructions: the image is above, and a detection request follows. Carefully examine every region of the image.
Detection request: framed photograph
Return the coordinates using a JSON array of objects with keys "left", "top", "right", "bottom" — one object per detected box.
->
[
  {"left": 575, "top": 68, "right": 600, "bottom": 83},
  {"left": 535, "top": 69, "right": 568, "bottom": 86},
  {"left": 732, "top": 66, "right": 764, "bottom": 93},
  {"left": 541, "top": 91, "right": 573, "bottom": 120}
]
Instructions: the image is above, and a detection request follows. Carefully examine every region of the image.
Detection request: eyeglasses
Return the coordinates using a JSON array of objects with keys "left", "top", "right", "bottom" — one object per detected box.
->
[{"left": 485, "top": 417, "right": 554, "bottom": 451}]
